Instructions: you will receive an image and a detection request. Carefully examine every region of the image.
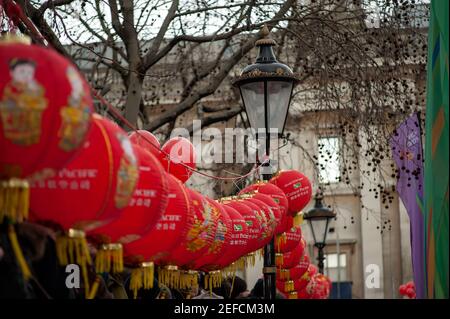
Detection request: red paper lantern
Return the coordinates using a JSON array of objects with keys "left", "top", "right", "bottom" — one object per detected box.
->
[
  {"left": 253, "top": 193, "right": 281, "bottom": 232},
  {"left": 277, "top": 214, "right": 294, "bottom": 236},
  {"left": 213, "top": 204, "right": 249, "bottom": 268},
  {"left": 160, "top": 137, "right": 196, "bottom": 183},
  {"left": 298, "top": 273, "right": 331, "bottom": 299},
  {"left": 276, "top": 237, "right": 306, "bottom": 269},
  {"left": 88, "top": 144, "right": 169, "bottom": 244},
  {"left": 29, "top": 114, "right": 138, "bottom": 231},
  {"left": 222, "top": 199, "right": 263, "bottom": 254},
  {"left": 129, "top": 130, "right": 163, "bottom": 162},
  {"left": 240, "top": 199, "right": 272, "bottom": 248},
  {"left": 277, "top": 253, "right": 310, "bottom": 281},
  {"left": 269, "top": 170, "right": 312, "bottom": 215},
  {"left": 123, "top": 173, "right": 192, "bottom": 265},
  {"left": 0, "top": 39, "right": 93, "bottom": 181},
  {"left": 245, "top": 197, "right": 276, "bottom": 243},
  {"left": 191, "top": 199, "right": 232, "bottom": 271},
  {"left": 294, "top": 263, "right": 318, "bottom": 292},
  {"left": 275, "top": 225, "right": 302, "bottom": 253},
  {"left": 276, "top": 279, "right": 292, "bottom": 294},
  {"left": 161, "top": 189, "right": 218, "bottom": 268},
  {"left": 239, "top": 182, "right": 288, "bottom": 234}
]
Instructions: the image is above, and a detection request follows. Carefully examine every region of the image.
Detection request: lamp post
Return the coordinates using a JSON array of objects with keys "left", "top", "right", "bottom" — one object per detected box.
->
[
  {"left": 232, "top": 25, "right": 299, "bottom": 300},
  {"left": 304, "top": 194, "right": 336, "bottom": 274}
]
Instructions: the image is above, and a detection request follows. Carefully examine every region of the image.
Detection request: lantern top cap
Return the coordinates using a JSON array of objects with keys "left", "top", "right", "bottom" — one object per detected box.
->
[{"left": 255, "top": 24, "right": 277, "bottom": 47}]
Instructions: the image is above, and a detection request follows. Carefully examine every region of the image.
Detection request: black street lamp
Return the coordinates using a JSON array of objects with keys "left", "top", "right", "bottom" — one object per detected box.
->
[
  {"left": 304, "top": 194, "right": 336, "bottom": 274},
  {"left": 232, "top": 25, "right": 299, "bottom": 300}
]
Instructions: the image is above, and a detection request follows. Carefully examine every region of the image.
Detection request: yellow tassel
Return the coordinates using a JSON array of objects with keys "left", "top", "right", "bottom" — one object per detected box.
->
[
  {"left": 130, "top": 262, "right": 154, "bottom": 299},
  {"left": 229, "top": 272, "right": 236, "bottom": 298},
  {"left": 204, "top": 270, "right": 222, "bottom": 295},
  {"left": 95, "top": 243, "right": 123, "bottom": 274},
  {"left": 7, "top": 224, "right": 32, "bottom": 281},
  {"left": 279, "top": 268, "right": 289, "bottom": 281},
  {"left": 275, "top": 253, "right": 283, "bottom": 267},
  {"left": 86, "top": 276, "right": 101, "bottom": 299},
  {"left": 285, "top": 280, "right": 294, "bottom": 292},
  {"left": 0, "top": 179, "right": 29, "bottom": 224},
  {"left": 245, "top": 252, "right": 256, "bottom": 267},
  {"left": 55, "top": 229, "right": 92, "bottom": 297},
  {"left": 257, "top": 248, "right": 264, "bottom": 259},
  {"left": 289, "top": 292, "right": 298, "bottom": 299},
  {"left": 293, "top": 212, "right": 304, "bottom": 227},
  {"left": 276, "top": 233, "right": 287, "bottom": 251},
  {"left": 158, "top": 265, "right": 180, "bottom": 289}
]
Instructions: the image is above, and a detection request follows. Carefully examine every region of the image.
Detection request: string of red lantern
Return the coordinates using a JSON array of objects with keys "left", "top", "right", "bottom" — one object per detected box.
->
[{"left": 91, "top": 90, "right": 269, "bottom": 181}]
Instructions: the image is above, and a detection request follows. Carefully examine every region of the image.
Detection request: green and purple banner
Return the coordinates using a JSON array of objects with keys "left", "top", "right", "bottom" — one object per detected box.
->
[
  {"left": 390, "top": 113, "right": 425, "bottom": 299},
  {"left": 424, "top": 0, "right": 449, "bottom": 299}
]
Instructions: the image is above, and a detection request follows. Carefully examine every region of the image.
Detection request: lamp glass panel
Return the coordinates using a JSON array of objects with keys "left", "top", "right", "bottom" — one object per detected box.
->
[
  {"left": 240, "top": 81, "right": 265, "bottom": 130},
  {"left": 267, "top": 80, "right": 293, "bottom": 134},
  {"left": 309, "top": 217, "right": 329, "bottom": 245}
]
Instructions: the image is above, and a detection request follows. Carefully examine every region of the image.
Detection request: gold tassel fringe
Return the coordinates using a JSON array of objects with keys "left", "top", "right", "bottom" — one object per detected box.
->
[
  {"left": 130, "top": 262, "right": 154, "bottom": 299},
  {"left": 179, "top": 270, "right": 199, "bottom": 290},
  {"left": 276, "top": 233, "right": 287, "bottom": 251},
  {"left": 275, "top": 253, "right": 283, "bottom": 267},
  {"left": 279, "top": 268, "right": 289, "bottom": 281},
  {"left": 293, "top": 212, "right": 304, "bottom": 227},
  {"left": 95, "top": 243, "right": 123, "bottom": 274},
  {"left": 257, "top": 248, "right": 264, "bottom": 259},
  {"left": 288, "top": 291, "right": 298, "bottom": 299},
  {"left": 285, "top": 280, "right": 294, "bottom": 292},
  {"left": 0, "top": 178, "right": 29, "bottom": 224},
  {"left": 158, "top": 265, "right": 180, "bottom": 289},
  {"left": 86, "top": 275, "right": 101, "bottom": 299},
  {"left": 204, "top": 270, "right": 222, "bottom": 295},
  {"left": 7, "top": 224, "right": 32, "bottom": 281},
  {"left": 245, "top": 252, "right": 256, "bottom": 267},
  {"left": 55, "top": 229, "right": 92, "bottom": 296}
]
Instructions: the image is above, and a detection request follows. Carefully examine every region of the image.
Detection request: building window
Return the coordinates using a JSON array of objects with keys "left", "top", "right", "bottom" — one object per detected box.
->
[
  {"left": 324, "top": 253, "right": 348, "bottom": 282},
  {"left": 317, "top": 136, "right": 341, "bottom": 184}
]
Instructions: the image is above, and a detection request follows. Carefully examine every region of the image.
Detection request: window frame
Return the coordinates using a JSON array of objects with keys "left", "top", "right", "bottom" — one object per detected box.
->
[{"left": 317, "top": 134, "right": 343, "bottom": 185}]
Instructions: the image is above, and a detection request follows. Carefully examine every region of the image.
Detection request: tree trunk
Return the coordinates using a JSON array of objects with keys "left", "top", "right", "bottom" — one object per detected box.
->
[{"left": 123, "top": 72, "right": 143, "bottom": 130}]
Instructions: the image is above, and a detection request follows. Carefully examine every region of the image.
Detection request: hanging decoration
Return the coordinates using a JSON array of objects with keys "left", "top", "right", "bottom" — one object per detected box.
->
[
  {"left": 88, "top": 144, "right": 169, "bottom": 273},
  {"left": 238, "top": 181, "right": 288, "bottom": 235},
  {"left": 160, "top": 137, "right": 196, "bottom": 183},
  {"left": 162, "top": 189, "right": 217, "bottom": 268},
  {"left": 122, "top": 173, "right": 192, "bottom": 294},
  {"left": 275, "top": 224, "right": 302, "bottom": 254},
  {"left": 0, "top": 36, "right": 93, "bottom": 223},
  {"left": 239, "top": 198, "right": 271, "bottom": 250},
  {"left": 128, "top": 130, "right": 164, "bottom": 162},
  {"left": 222, "top": 198, "right": 262, "bottom": 263},
  {"left": 29, "top": 114, "right": 138, "bottom": 294},
  {"left": 294, "top": 263, "right": 318, "bottom": 292},
  {"left": 123, "top": 173, "right": 191, "bottom": 265},
  {"left": 191, "top": 199, "right": 232, "bottom": 290},
  {"left": 297, "top": 273, "right": 332, "bottom": 299},
  {"left": 275, "top": 237, "right": 306, "bottom": 269},
  {"left": 214, "top": 203, "right": 249, "bottom": 272},
  {"left": 277, "top": 253, "right": 310, "bottom": 281},
  {"left": 269, "top": 170, "right": 312, "bottom": 216}
]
